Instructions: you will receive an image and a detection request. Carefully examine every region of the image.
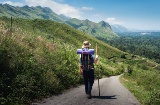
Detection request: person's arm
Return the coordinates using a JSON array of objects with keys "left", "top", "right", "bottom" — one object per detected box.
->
[
  {"left": 79, "top": 63, "right": 83, "bottom": 75},
  {"left": 79, "top": 54, "right": 83, "bottom": 75}
]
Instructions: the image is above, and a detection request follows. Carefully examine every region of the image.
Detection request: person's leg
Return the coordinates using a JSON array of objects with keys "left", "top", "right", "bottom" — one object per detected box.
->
[
  {"left": 88, "top": 69, "right": 94, "bottom": 98},
  {"left": 88, "top": 81, "right": 90, "bottom": 93},
  {"left": 83, "top": 70, "right": 89, "bottom": 94}
]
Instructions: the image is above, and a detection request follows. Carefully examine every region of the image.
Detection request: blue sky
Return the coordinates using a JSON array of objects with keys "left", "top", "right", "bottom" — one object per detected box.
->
[{"left": 1, "top": 0, "right": 160, "bottom": 30}]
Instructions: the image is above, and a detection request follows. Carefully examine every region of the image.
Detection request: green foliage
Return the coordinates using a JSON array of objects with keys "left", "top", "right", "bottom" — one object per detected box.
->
[
  {"left": 107, "top": 32, "right": 160, "bottom": 63},
  {"left": 0, "top": 17, "right": 126, "bottom": 105},
  {"left": 127, "top": 65, "right": 133, "bottom": 75},
  {"left": 122, "top": 67, "right": 160, "bottom": 105}
]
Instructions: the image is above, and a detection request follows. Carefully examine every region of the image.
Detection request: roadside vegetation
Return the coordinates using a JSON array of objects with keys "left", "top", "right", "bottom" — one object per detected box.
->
[
  {"left": 120, "top": 59, "right": 160, "bottom": 105},
  {"left": 0, "top": 17, "right": 125, "bottom": 105}
]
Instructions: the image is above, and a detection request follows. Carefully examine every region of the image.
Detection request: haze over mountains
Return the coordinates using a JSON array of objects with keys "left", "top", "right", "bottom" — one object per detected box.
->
[
  {"left": 0, "top": 4, "right": 130, "bottom": 39},
  {"left": 111, "top": 24, "right": 130, "bottom": 32}
]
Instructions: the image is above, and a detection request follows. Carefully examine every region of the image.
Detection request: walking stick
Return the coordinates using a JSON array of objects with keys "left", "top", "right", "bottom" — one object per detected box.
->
[{"left": 96, "top": 43, "right": 100, "bottom": 96}]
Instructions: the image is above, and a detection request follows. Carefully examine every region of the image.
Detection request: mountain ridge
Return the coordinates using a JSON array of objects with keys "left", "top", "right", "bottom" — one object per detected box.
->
[
  {"left": 0, "top": 4, "right": 118, "bottom": 40},
  {"left": 65, "top": 18, "right": 118, "bottom": 40},
  {"left": 0, "top": 3, "right": 64, "bottom": 22}
]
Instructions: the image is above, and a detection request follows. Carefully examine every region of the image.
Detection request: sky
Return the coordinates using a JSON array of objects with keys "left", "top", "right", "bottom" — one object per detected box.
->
[{"left": 1, "top": 0, "right": 160, "bottom": 30}]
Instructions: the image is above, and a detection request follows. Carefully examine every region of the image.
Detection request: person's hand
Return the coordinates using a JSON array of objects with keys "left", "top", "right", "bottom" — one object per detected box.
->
[
  {"left": 95, "top": 55, "right": 98, "bottom": 64},
  {"left": 95, "top": 55, "right": 99, "bottom": 59},
  {"left": 80, "top": 69, "right": 83, "bottom": 75}
]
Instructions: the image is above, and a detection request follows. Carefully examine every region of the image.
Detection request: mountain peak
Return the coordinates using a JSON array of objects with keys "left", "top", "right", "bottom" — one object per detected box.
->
[
  {"left": 65, "top": 18, "right": 118, "bottom": 39},
  {"left": 98, "top": 20, "right": 110, "bottom": 28},
  {"left": 82, "top": 19, "right": 95, "bottom": 28},
  {"left": 83, "top": 19, "right": 92, "bottom": 23},
  {"left": 23, "top": 5, "right": 29, "bottom": 8}
]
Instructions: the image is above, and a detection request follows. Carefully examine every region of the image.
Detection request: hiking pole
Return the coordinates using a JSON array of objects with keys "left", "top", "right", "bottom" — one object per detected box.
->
[{"left": 96, "top": 43, "right": 100, "bottom": 97}]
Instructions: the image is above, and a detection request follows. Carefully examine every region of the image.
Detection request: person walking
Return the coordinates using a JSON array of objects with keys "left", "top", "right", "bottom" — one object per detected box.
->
[{"left": 79, "top": 41, "right": 98, "bottom": 99}]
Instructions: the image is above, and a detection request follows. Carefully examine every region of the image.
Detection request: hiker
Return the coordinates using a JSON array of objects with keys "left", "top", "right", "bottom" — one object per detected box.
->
[{"left": 79, "top": 41, "right": 98, "bottom": 99}]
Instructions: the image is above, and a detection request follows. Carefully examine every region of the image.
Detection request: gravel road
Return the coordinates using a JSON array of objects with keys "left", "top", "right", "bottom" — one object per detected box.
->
[{"left": 32, "top": 75, "right": 140, "bottom": 105}]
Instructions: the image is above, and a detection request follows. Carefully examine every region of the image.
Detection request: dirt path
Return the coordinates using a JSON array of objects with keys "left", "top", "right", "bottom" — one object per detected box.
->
[{"left": 32, "top": 75, "right": 140, "bottom": 105}]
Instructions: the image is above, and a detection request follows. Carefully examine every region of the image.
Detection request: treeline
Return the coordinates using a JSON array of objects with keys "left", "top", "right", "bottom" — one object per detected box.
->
[{"left": 105, "top": 32, "right": 160, "bottom": 63}]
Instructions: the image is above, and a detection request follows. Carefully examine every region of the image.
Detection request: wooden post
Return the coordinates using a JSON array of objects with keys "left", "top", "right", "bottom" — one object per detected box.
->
[{"left": 10, "top": 17, "right": 12, "bottom": 32}]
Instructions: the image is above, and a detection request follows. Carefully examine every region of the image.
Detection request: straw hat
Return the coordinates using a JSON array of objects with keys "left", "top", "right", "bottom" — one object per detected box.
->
[{"left": 82, "top": 41, "right": 91, "bottom": 48}]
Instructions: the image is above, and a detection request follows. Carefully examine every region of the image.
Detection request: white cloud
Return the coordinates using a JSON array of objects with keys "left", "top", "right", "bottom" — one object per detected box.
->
[
  {"left": 105, "top": 17, "right": 123, "bottom": 25},
  {"left": 82, "top": 7, "right": 94, "bottom": 10},
  {"left": 1, "top": 1, "right": 24, "bottom": 7},
  {"left": 25, "top": 0, "right": 82, "bottom": 19},
  {"left": 53, "top": 0, "right": 64, "bottom": 2}
]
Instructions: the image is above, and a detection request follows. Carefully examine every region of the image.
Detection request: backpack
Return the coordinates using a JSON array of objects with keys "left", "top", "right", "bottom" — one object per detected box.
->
[{"left": 80, "top": 54, "right": 94, "bottom": 71}]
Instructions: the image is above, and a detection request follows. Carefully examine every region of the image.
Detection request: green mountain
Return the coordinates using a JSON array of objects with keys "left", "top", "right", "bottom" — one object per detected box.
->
[
  {"left": 66, "top": 18, "right": 118, "bottom": 40},
  {"left": 0, "top": 4, "right": 64, "bottom": 22},
  {"left": 0, "top": 4, "right": 118, "bottom": 40}
]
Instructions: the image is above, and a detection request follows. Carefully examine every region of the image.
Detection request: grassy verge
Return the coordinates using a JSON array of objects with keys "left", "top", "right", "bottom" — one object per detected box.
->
[{"left": 120, "top": 67, "right": 160, "bottom": 105}]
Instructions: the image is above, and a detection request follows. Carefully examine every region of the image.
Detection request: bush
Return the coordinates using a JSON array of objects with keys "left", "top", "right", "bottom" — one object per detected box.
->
[{"left": 127, "top": 66, "right": 133, "bottom": 76}]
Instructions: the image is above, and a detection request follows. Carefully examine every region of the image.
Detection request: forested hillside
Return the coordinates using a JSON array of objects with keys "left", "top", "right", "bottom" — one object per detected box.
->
[{"left": 107, "top": 32, "right": 160, "bottom": 63}]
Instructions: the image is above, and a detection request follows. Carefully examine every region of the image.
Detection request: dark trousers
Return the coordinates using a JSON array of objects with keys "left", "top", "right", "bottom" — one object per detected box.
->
[{"left": 83, "top": 69, "right": 94, "bottom": 94}]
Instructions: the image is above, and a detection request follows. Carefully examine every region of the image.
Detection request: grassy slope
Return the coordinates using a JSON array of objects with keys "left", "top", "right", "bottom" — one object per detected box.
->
[
  {"left": 0, "top": 17, "right": 126, "bottom": 105},
  {"left": 120, "top": 59, "right": 160, "bottom": 105},
  {"left": 0, "top": 17, "right": 159, "bottom": 105}
]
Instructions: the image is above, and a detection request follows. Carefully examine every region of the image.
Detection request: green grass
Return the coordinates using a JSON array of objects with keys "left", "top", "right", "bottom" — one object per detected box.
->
[
  {"left": 120, "top": 67, "right": 160, "bottom": 105},
  {"left": 0, "top": 17, "right": 126, "bottom": 105}
]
